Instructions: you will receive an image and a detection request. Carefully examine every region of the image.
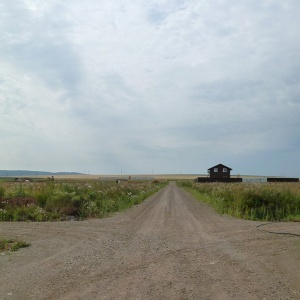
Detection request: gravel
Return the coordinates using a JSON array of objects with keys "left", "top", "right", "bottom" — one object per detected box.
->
[{"left": 0, "top": 182, "right": 299, "bottom": 300}]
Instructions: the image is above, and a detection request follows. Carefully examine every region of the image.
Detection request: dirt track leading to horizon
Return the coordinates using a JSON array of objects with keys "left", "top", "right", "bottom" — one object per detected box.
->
[{"left": 0, "top": 182, "right": 299, "bottom": 299}]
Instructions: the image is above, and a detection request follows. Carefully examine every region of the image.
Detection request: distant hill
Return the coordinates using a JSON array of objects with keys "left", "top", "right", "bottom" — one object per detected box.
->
[{"left": 0, "top": 170, "right": 83, "bottom": 177}]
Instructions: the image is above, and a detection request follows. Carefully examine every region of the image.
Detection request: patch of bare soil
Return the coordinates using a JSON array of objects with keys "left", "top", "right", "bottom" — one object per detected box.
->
[
  {"left": 0, "top": 182, "right": 299, "bottom": 300},
  {"left": 0, "top": 197, "right": 36, "bottom": 207}
]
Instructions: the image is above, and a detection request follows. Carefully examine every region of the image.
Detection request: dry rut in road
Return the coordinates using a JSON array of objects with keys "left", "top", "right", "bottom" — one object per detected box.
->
[{"left": 0, "top": 182, "right": 299, "bottom": 299}]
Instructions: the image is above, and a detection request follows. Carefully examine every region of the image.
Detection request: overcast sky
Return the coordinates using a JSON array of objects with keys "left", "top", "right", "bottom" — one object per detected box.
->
[{"left": 1, "top": 0, "right": 300, "bottom": 176}]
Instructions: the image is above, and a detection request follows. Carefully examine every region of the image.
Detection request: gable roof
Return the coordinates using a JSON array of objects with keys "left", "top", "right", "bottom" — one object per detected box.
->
[{"left": 208, "top": 163, "right": 232, "bottom": 171}]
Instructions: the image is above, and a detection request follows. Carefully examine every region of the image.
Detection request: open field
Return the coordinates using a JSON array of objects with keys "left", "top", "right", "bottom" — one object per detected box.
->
[
  {"left": 2, "top": 173, "right": 297, "bottom": 181},
  {"left": 1, "top": 174, "right": 203, "bottom": 181},
  {"left": 0, "top": 182, "right": 299, "bottom": 299},
  {"left": 1, "top": 175, "right": 299, "bottom": 223},
  {"left": 0, "top": 180, "right": 166, "bottom": 221},
  {"left": 179, "top": 181, "right": 300, "bottom": 221}
]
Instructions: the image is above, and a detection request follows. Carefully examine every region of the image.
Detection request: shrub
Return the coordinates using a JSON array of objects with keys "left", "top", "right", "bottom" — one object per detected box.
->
[
  {"left": 45, "top": 191, "right": 80, "bottom": 216},
  {"left": 0, "top": 186, "right": 5, "bottom": 198}
]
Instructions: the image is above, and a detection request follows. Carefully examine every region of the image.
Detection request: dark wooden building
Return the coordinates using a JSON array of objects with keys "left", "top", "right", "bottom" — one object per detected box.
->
[
  {"left": 208, "top": 164, "right": 232, "bottom": 179},
  {"left": 195, "top": 164, "right": 242, "bottom": 183}
]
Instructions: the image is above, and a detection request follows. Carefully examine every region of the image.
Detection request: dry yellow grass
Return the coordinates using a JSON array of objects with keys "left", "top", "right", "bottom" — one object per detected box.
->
[
  {"left": 33, "top": 174, "right": 204, "bottom": 181},
  {"left": 11, "top": 174, "right": 298, "bottom": 181}
]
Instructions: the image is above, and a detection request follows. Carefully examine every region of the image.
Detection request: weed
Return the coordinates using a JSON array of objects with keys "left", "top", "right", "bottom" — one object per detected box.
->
[
  {"left": 0, "top": 186, "right": 5, "bottom": 198},
  {"left": 0, "top": 238, "right": 30, "bottom": 252},
  {"left": 0, "top": 180, "right": 167, "bottom": 222},
  {"left": 179, "top": 181, "right": 300, "bottom": 221}
]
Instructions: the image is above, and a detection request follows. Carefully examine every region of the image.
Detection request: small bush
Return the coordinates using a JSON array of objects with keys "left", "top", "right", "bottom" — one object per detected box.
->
[
  {"left": 35, "top": 193, "right": 48, "bottom": 207},
  {"left": 0, "top": 238, "right": 30, "bottom": 252},
  {"left": 0, "top": 186, "right": 5, "bottom": 198}
]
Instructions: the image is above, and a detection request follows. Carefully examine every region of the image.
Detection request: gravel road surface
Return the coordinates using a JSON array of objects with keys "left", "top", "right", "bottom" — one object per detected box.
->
[{"left": 0, "top": 182, "right": 299, "bottom": 299}]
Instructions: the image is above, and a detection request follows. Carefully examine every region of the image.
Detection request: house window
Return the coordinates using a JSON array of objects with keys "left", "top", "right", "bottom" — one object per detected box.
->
[
  {"left": 223, "top": 168, "right": 227, "bottom": 172},
  {"left": 214, "top": 168, "right": 218, "bottom": 172}
]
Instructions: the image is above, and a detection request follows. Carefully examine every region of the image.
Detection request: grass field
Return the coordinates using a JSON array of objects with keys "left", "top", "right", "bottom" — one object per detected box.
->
[
  {"left": 179, "top": 180, "right": 300, "bottom": 221},
  {"left": 0, "top": 179, "right": 166, "bottom": 221}
]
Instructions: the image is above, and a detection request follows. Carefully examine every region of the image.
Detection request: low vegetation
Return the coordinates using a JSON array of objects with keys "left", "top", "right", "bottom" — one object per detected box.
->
[
  {"left": 0, "top": 238, "right": 30, "bottom": 252},
  {"left": 0, "top": 180, "right": 166, "bottom": 221},
  {"left": 179, "top": 181, "right": 300, "bottom": 221}
]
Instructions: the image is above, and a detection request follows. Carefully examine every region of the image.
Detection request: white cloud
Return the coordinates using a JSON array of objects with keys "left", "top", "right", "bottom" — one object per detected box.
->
[{"left": 0, "top": 0, "right": 299, "bottom": 175}]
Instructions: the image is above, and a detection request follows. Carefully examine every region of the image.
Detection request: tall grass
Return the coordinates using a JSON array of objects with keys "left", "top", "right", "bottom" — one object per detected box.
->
[
  {"left": 0, "top": 180, "right": 166, "bottom": 221},
  {"left": 179, "top": 181, "right": 300, "bottom": 221}
]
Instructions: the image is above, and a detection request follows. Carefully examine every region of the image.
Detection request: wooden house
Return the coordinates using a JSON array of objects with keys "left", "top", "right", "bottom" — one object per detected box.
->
[{"left": 208, "top": 164, "right": 232, "bottom": 179}]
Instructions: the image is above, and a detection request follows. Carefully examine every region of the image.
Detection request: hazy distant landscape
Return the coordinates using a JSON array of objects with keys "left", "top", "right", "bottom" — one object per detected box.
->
[
  {"left": 1, "top": 170, "right": 298, "bottom": 181},
  {"left": 0, "top": 170, "right": 83, "bottom": 177}
]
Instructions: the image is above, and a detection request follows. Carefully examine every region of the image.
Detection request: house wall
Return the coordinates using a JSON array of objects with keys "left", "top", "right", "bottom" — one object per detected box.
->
[{"left": 209, "top": 165, "right": 231, "bottom": 179}]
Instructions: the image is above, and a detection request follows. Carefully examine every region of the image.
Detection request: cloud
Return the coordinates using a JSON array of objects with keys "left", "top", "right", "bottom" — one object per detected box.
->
[{"left": 0, "top": 0, "right": 300, "bottom": 176}]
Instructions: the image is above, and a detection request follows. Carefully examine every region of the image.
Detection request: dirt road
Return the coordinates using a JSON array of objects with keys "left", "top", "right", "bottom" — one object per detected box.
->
[{"left": 0, "top": 182, "right": 299, "bottom": 299}]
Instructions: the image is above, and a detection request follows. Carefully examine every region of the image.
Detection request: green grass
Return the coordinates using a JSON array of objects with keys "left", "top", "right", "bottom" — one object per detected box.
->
[
  {"left": 0, "top": 238, "right": 30, "bottom": 252},
  {"left": 179, "top": 181, "right": 300, "bottom": 221},
  {"left": 0, "top": 180, "right": 167, "bottom": 222}
]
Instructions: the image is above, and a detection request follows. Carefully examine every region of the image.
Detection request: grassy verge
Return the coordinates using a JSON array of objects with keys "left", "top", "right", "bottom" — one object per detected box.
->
[
  {"left": 178, "top": 181, "right": 300, "bottom": 221},
  {"left": 0, "top": 238, "right": 30, "bottom": 252},
  {"left": 0, "top": 180, "right": 167, "bottom": 221}
]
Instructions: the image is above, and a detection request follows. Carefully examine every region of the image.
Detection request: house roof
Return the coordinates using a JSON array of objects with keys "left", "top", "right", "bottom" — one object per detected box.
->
[{"left": 208, "top": 163, "right": 232, "bottom": 171}]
